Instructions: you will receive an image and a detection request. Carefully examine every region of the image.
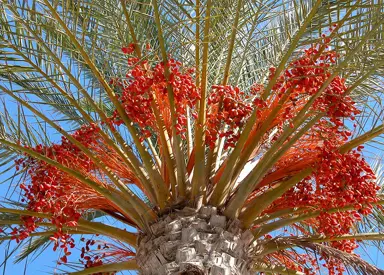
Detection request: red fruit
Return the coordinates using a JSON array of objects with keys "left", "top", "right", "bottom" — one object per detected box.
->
[
  {"left": 121, "top": 43, "right": 135, "bottom": 54},
  {"left": 60, "top": 256, "right": 67, "bottom": 264}
]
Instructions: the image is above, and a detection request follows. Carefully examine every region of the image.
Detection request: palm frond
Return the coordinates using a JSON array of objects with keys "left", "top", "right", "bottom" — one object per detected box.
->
[{"left": 293, "top": 240, "right": 383, "bottom": 275}]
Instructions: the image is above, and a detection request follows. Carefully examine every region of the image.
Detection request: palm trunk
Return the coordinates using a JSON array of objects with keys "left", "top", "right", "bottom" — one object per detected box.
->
[{"left": 136, "top": 206, "right": 253, "bottom": 274}]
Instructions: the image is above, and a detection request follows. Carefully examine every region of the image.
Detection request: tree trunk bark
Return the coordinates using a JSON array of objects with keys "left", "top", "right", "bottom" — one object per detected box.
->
[{"left": 136, "top": 206, "right": 253, "bottom": 274}]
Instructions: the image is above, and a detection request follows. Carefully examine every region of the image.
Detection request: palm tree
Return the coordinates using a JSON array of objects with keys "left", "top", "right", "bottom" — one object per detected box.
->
[{"left": 0, "top": 0, "right": 384, "bottom": 274}]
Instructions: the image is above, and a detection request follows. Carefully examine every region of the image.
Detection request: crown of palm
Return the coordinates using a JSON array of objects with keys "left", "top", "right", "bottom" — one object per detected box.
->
[{"left": 0, "top": 0, "right": 383, "bottom": 274}]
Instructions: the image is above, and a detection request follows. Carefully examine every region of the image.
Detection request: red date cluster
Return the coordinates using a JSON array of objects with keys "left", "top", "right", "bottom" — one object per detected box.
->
[
  {"left": 271, "top": 46, "right": 357, "bottom": 130},
  {"left": 313, "top": 142, "right": 379, "bottom": 210},
  {"left": 111, "top": 54, "right": 200, "bottom": 140},
  {"left": 78, "top": 237, "right": 134, "bottom": 275},
  {"left": 249, "top": 41, "right": 379, "bottom": 273},
  {"left": 265, "top": 251, "right": 319, "bottom": 275},
  {"left": 265, "top": 143, "right": 379, "bottom": 254},
  {"left": 239, "top": 42, "right": 358, "bottom": 167},
  {"left": 206, "top": 85, "right": 253, "bottom": 149},
  {"left": 13, "top": 124, "right": 119, "bottom": 260},
  {"left": 79, "top": 238, "right": 115, "bottom": 275}
]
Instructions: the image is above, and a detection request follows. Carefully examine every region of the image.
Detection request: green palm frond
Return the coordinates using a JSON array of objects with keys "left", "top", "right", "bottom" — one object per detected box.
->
[
  {"left": 13, "top": 235, "right": 51, "bottom": 264},
  {"left": 258, "top": 237, "right": 384, "bottom": 275}
]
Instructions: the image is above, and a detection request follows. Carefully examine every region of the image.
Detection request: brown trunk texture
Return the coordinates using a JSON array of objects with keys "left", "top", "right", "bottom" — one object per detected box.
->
[{"left": 136, "top": 206, "right": 253, "bottom": 274}]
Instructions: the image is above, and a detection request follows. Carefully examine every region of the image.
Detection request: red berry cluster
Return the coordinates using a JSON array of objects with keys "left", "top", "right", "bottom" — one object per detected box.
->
[
  {"left": 121, "top": 43, "right": 135, "bottom": 55},
  {"left": 267, "top": 240, "right": 352, "bottom": 275},
  {"left": 265, "top": 251, "right": 318, "bottom": 275},
  {"left": 13, "top": 124, "right": 125, "bottom": 261},
  {"left": 263, "top": 143, "right": 379, "bottom": 254},
  {"left": 251, "top": 43, "right": 379, "bottom": 258},
  {"left": 206, "top": 85, "right": 253, "bottom": 149},
  {"left": 111, "top": 54, "right": 200, "bottom": 140},
  {"left": 315, "top": 212, "right": 360, "bottom": 250},
  {"left": 241, "top": 40, "right": 358, "bottom": 165},
  {"left": 275, "top": 46, "right": 357, "bottom": 125},
  {"left": 78, "top": 237, "right": 134, "bottom": 275},
  {"left": 52, "top": 233, "right": 75, "bottom": 264},
  {"left": 16, "top": 125, "right": 98, "bottom": 220},
  {"left": 79, "top": 238, "right": 115, "bottom": 275},
  {"left": 268, "top": 144, "right": 378, "bottom": 214},
  {"left": 321, "top": 258, "right": 346, "bottom": 275},
  {"left": 313, "top": 143, "right": 378, "bottom": 210},
  {"left": 5, "top": 216, "right": 36, "bottom": 243},
  {"left": 266, "top": 242, "right": 355, "bottom": 275}
]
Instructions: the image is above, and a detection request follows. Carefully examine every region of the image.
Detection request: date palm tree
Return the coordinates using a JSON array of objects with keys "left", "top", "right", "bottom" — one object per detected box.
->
[{"left": 0, "top": 0, "right": 384, "bottom": 274}]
